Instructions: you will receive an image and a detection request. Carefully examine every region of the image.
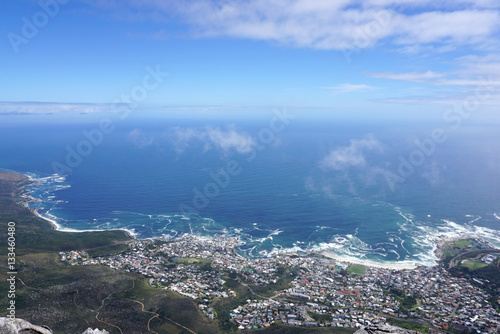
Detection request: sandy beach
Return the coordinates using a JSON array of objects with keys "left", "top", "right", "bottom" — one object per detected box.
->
[
  {"left": 320, "top": 251, "right": 422, "bottom": 270},
  {"left": 32, "top": 207, "right": 137, "bottom": 238}
]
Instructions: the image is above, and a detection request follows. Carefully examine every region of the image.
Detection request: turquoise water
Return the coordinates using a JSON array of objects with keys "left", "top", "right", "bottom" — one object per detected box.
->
[{"left": 2, "top": 110, "right": 500, "bottom": 265}]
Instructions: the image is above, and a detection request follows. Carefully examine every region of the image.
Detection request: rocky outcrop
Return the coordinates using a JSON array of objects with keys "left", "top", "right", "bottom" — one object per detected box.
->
[
  {"left": 82, "top": 329, "right": 110, "bottom": 334},
  {"left": 0, "top": 318, "right": 109, "bottom": 334},
  {"left": 0, "top": 317, "right": 53, "bottom": 334},
  {"left": 355, "top": 323, "right": 419, "bottom": 334}
]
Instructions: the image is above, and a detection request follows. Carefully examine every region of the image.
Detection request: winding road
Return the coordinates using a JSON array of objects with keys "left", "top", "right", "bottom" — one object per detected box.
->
[{"left": 448, "top": 249, "right": 499, "bottom": 269}]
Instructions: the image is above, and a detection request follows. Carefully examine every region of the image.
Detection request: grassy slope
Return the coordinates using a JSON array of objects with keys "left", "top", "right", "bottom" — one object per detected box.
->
[
  {"left": 452, "top": 240, "right": 472, "bottom": 248},
  {"left": 462, "top": 260, "right": 487, "bottom": 270}
]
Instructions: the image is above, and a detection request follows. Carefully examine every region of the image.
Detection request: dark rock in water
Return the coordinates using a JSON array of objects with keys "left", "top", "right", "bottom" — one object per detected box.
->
[{"left": 355, "top": 324, "right": 419, "bottom": 334}]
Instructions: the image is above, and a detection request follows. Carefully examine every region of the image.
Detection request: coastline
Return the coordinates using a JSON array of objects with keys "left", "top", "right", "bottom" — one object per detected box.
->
[
  {"left": 1, "top": 170, "right": 136, "bottom": 240},
  {"left": 5, "top": 169, "right": 499, "bottom": 270},
  {"left": 33, "top": 202, "right": 138, "bottom": 239},
  {"left": 29, "top": 206, "right": 137, "bottom": 239},
  {"left": 321, "top": 235, "right": 499, "bottom": 271}
]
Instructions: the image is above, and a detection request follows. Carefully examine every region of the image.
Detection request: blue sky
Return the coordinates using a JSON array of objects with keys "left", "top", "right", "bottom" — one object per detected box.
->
[{"left": 1, "top": 0, "right": 500, "bottom": 115}]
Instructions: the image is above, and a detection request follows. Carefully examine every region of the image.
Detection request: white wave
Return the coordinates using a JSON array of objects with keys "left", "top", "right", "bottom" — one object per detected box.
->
[
  {"left": 410, "top": 219, "right": 500, "bottom": 253},
  {"left": 397, "top": 221, "right": 411, "bottom": 232},
  {"left": 400, "top": 240, "right": 410, "bottom": 255},
  {"left": 267, "top": 245, "right": 306, "bottom": 256},
  {"left": 468, "top": 215, "right": 482, "bottom": 224},
  {"left": 270, "top": 229, "right": 283, "bottom": 236},
  {"left": 441, "top": 219, "right": 500, "bottom": 241},
  {"left": 388, "top": 249, "right": 400, "bottom": 260},
  {"left": 394, "top": 206, "right": 415, "bottom": 225}
]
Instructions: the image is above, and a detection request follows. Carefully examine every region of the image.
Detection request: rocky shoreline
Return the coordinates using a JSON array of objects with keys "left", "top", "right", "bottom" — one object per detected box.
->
[{"left": 433, "top": 235, "right": 497, "bottom": 261}]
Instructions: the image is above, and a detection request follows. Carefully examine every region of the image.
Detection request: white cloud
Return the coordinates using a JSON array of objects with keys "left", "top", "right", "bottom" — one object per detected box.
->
[
  {"left": 367, "top": 60, "right": 500, "bottom": 105},
  {"left": 205, "top": 126, "right": 256, "bottom": 153},
  {"left": 392, "top": 10, "right": 500, "bottom": 46},
  {"left": 128, "top": 129, "right": 154, "bottom": 149},
  {"left": 0, "top": 101, "right": 120, "bottom": 115},
  {"left": 434, "top": 78, "right": 500, "bottom": 86},
  {"left": 368, "top": 71, "right": 444, "bottom": 82},
  {"left": 364, "top": 0, "right": 500, "bottom": 8},
  {"left": 169, "top": 127, "right": 204, "bottom": 153},
  {"left": 320, "top": 135, "right": 382, "bottom": 171},
  {"left": 70, "top": 1, "right": 500, "bottom": 108},
  {"left": 370, "top": 91, "right": 500, "bottom": 105},
  {"left": 453, "top": 54, "right": 500, "bottom": 79},
  {"left": 322, "top": 84, "right": 377, "bottom": 95},
  {"left": 169, "top": 125, "right": 256, "bottom": 154},
  {"left": 85, "top": 0, "right": 500, "bottom": 52}
]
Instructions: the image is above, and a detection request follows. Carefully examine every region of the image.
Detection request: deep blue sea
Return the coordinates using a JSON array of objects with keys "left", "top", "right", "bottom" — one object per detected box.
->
[{"left": 2, "top": 108, "right": 500, "bottom": 266}]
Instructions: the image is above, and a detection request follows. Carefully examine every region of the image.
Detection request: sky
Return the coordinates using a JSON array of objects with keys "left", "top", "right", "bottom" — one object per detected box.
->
[{"left": 1, "top": 0, "right": 500, "bottom": 117}]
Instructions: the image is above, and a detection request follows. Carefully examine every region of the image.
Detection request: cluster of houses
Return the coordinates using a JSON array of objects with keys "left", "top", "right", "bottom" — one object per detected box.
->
[
  {"left": 382, "top": 266, "right": 499, "bottom": 332},
  {"left": 230, "top": 299, "right": 389, "bottom": 330},
  {"left": 59, "top": 235, "right": 500, "bottom": 333},
  {"left": 482, "top": 254, "right": 499, "bottom": 265},
  {"left": 59, "top": 250, "right": 88, "bottom": 264},
  {"left": 166, "top": 263, "right": 236, "bottom": 302},
  {"left": 226, "top": 258, "right": 499, "bottom": 332},
  {"left": 230, "top": 256, "right": 394, "bottom": 329}
]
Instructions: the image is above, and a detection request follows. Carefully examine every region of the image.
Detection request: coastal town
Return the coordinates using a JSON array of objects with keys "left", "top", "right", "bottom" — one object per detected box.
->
[{"left": 60, "top": 235, "right": 500, "bottom": 333}]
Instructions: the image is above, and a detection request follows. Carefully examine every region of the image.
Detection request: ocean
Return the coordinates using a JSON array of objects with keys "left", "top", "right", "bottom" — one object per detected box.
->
[{"left": 2, "top": 108, "right": 500, "bottom": 267}]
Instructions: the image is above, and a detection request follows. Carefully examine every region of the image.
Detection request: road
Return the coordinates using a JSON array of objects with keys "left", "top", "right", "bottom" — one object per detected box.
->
[{"left": 448, "top": 248, "right": 499, "bottom": 269}]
